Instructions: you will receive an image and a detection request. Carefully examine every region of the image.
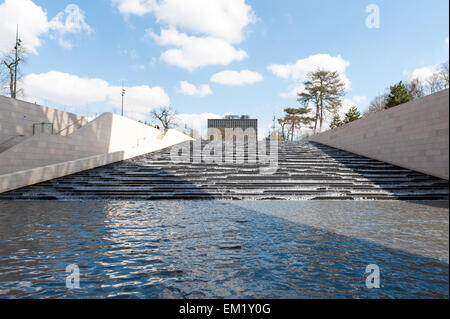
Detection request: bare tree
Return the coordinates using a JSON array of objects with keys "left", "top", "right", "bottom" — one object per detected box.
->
[
  {"left": 406, "top": 78, "right": 426, "bottom": 99},
  {"left": 427, "top": 73, "right": 446, "bottom": 94},
  {"left": 364, "top": 93, "right": 387, "bottom": 116},
  {"left": 0, "top": 45, "right": 28, "bottom": 98},
  {"left": 439, "top": 61, "right": 449, "bottom": 88},
  {"left": 150, "top": 106, "right": 178, "bottom": 131}
]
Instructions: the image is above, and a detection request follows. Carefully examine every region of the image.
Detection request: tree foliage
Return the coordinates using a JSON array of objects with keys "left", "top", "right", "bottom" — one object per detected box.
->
[
  {"left": 297, "top": 69, "right": 346, "bottom": 133},
  {"left": 343, "top": 106, "right": 361, "bottom": 123},
  {"left": 330, "top": 113, "right": 343, "bottom": 129},
  {"left": 385, "top": 81, "right": 414, "bottom": 109},
  {"left": 278, "top": 106, "right": 314, "bottom": 141}
]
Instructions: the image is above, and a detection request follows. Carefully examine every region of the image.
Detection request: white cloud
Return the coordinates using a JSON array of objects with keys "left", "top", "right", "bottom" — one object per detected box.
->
[
  {"left": 269, "top": 54, "right": 351, "bottom": 101},
  {"left": 446, "top": 37, "right": 449, "bottom": 46},
  {"left": 280, "top": 84, "right": 304, "bottom": 99},
  {"left": 108, "top": 85, "right": 170, "bottom": 113},
  {"left": 113, "top": 0, "right": 255, "bottom": 43},
  {"left": 175, "top": 112, "right": 222, "bottom": 135},
  {"left": 152, "top": 0, "right": 255, "bottom": 43},
  {"left": 210, "top": 70, "right": 263, "bottom": 86},
  {"left": 0, "top": 1, "right": 92, "bottom": 53},
  {"left": 22, "top": 71, "right": 170, "bottom": 118},
  {"left": 178, "top": 81, "right": 212, "bottom": 97},
  {"left": 0, "top": 0, "right": 49, "bottom": 54},
  {"left": 147, "top": 28, "right": 247, "bottom": 71},
  {"left": 111, "top": 0, "right": 154, "bottom": 16},
  {"left": 114, "top": 1, "right": 255, "bottom": 70},
  {"left": 268, "top": 54, "right": 351, "bottom": 89},
  {"left": 23, "top": 71, "right": 110, "bottom": 105},
  {"left": 406, "top": 65, "right": 438, "bottom": 83}
]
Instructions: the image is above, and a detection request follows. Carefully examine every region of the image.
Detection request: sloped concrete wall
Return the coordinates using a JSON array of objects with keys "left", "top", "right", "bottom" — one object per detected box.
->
[
  {"left": 0, "top": 112, "right": 114, "bottom": 174},
  {"left": 0, "top": 151, "right": 125, "bottom": 195},
  {"left": 0, "top": 95, "right": 88, "bottom": 150},
  {"left": 0, "top": 112, "right": 193, "bottom": 193},
  {"left": 310, "top": 89, "right": 449, "bottom": 180}
]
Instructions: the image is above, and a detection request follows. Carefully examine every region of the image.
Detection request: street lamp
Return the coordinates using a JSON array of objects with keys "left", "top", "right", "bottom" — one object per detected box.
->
[
  {"left": 13, "top": 26, "right": 22, "bottom": 99},
  {"left": 121, "top": 81, "right": 126, "bottom": 116}
]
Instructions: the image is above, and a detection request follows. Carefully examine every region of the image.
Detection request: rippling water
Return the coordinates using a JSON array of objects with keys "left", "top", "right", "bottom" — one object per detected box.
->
[{"left": 0, "top": 200, "right": 448, "bottom": 299}]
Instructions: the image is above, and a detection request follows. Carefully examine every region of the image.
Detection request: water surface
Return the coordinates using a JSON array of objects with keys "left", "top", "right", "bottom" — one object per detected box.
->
[{"left": 0, "top": 200, "right": 448, "bottom": 298}]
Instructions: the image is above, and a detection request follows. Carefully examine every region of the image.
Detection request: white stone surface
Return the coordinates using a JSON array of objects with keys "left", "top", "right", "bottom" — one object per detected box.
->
[
  {"left": 310, "top": 89, "right": 449, "bottom": 180},
  {"left": 0, "top": 111, "right": 194, "bottom": 193},
  {"left": 0, "top": 95, "right": 88, "bottom": 153}
]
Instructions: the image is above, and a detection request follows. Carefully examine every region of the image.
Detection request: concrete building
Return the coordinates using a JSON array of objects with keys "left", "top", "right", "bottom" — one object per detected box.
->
[{"left": 208, "top": 115, "right": 258, "bottom": 140}]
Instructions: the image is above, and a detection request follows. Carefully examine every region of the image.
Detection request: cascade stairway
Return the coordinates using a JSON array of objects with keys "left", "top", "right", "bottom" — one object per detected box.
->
[{"left": 1, "top": 141, "right": 448, "bottom": 200}]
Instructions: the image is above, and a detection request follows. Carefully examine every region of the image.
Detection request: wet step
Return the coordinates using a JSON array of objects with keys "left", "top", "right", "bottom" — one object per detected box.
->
[{"left": 1, "top": 141, "right": 447, "bottom": 201}]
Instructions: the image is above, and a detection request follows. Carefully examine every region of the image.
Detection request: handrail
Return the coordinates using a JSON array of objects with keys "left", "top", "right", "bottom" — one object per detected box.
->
[
  {"left": 32, "top": 122, "right": 53, "bottom": 136},
  {"left": 0, "top": 135, "right": 25, "bottom": 148},
  {"left": 55, "top": 118, "right": 87, "bottom": 136}
]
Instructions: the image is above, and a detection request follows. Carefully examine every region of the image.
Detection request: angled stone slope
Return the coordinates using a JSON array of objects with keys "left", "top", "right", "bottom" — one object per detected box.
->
[
  {"left": 310, "top": 89, "right": 449, "bottom": 180},
  {"left": 0, "top": 113, "right": 193, "bottom": 193},
  {"left": 2, "top": 141, "right": 448, "bottom": 201}
]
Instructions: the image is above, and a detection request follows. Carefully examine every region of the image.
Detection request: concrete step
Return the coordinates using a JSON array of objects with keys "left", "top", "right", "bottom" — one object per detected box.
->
[{"left": 1, "top": 141, "right": 447, "bottom": 201}]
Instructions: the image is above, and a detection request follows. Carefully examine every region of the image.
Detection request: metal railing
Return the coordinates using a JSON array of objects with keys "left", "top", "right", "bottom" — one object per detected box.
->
[
  {"left": 32, "top": 122, "right": 54, "bottom": 136},
  {"left": 0, "top": 134, "right": 25, "bottom": 148},
  {"left": 55, "top": 118, "right": 87, "bottom": 136}
]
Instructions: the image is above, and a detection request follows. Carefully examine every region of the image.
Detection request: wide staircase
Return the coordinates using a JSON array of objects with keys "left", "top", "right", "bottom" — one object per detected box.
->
[{"left": 0, "top": 141, "right": 448, "bottom": 200}]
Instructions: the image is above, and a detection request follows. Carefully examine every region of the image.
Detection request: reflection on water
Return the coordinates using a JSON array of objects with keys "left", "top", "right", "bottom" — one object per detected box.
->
[{"left": 0, "top": 200, "right": 448, "bottom": 299}]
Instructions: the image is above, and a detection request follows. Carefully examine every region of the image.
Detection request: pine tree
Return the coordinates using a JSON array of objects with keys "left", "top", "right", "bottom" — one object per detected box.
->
[
  {"left": 385, "top": 81, "right": 414, "bottom": 108},
  {"left": 298, "top": 69, "right": 346, "bottom": 133},
  {"left": 281, "top": 107, "right": 314, "bottom": 141},
  {"left": 330, "top": 113, "right": 342, "bottom": 128},
  {"left": 343, "top": 106, "right": 361, "bottom": 123}
]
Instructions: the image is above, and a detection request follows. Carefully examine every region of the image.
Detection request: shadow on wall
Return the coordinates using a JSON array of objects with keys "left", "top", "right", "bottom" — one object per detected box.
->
[
  {"left": 0, "top": 151, "right": 126, "bottom": 195},
  {"left": 0, "top": 95, "right": 88, "bottom": 139},
  {"left": 0, "top": 113, "right": 115, "bottom": 175},
  {"left": 311, "top": 141, "right": 449, "bottom": 203},
  {"left": 309, "top": 89, "right": 449, "bottom": 180},
  {"left": 0, "top": 153, "right": 214, "bottom": 200}
]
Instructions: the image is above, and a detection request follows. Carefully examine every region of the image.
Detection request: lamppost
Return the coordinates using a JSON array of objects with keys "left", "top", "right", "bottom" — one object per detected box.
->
[
  {"left": 13, "top": 26, "right": 22, "bottom": 99},
  {"left": 121, "top": 81, "right": 126, "bottom": 116}
]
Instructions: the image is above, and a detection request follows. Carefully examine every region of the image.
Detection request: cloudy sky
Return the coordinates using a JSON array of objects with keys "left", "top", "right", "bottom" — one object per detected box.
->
[{"left": 0, "top": 0, "right": 448, "bottom": 136}]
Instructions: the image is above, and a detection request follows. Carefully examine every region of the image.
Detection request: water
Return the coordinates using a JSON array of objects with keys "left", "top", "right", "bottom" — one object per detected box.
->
[{"left": 0, "top": 200, "right": 448, "bottom": 299}]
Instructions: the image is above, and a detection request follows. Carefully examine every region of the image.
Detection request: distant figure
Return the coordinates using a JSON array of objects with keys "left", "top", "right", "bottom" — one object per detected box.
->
[{"left": 156, "top": 125, "right": 160, "bottom": 130}]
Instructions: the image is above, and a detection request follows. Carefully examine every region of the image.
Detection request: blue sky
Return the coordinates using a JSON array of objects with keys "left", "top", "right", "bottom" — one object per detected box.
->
[{"left": 0, "top": 0, "right": 448, "bottom": 136}]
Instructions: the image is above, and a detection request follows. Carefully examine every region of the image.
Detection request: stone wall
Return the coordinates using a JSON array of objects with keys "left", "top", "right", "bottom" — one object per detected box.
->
[
  {"left": 0, "top": 95, "right": 88, "bottom": 152},
  {"left": 0, "top": 112, "right": 193, "bottom": 193},
  {"left": 310, "top": 89, "right": 449, "bottom": 180}
]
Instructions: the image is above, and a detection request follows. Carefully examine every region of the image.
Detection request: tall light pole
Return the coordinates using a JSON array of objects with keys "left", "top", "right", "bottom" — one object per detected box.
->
[
  {"left": 13, "top": 26, "right": 22, "bottom": 99},
  {"left": 121, "top": 81, "right": 126, "bottom": 116}
]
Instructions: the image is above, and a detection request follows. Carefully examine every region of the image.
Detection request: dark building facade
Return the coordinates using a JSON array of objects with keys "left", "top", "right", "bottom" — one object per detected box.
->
[{"left": 208, "top": 115, "right": 258, "bottom": 140}]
